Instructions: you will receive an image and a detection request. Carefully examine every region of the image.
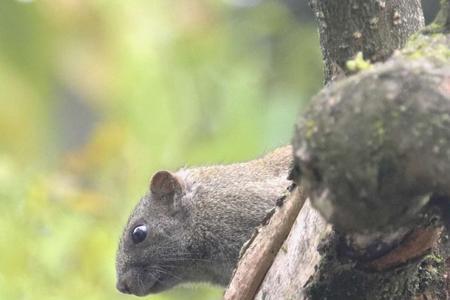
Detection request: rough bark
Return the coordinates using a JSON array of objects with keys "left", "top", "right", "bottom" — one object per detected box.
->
[
  {"left": 294, "top": 56, "right": 450, "bottom": 233},
  {"left": 226, "top": 1, "right": 450, "bottom": 299},
  {"left": 309, "top": 0, "right": 424, "bottom": 83},
  {"left": 290, "top": 2, "right": 450, "bottom": 299},
  {"left": 283, "top": 0, "right": 439, "bottom": 25},
  {"left": 254, "top": 200, "right": 331, "bottom": 300},
  {"left": 224, "top": 187, "right": 307, "bottom": 300}
]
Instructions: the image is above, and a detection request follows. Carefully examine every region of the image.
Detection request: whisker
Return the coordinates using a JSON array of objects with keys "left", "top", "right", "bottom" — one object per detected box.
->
[{"left": 152, "top": 265, "right": 183, "bottom": 282}]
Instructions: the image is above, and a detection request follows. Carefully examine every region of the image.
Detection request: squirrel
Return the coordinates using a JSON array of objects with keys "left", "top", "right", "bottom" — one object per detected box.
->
[{"left": 115, "top": 145, "right": 292, "bottom": 296}]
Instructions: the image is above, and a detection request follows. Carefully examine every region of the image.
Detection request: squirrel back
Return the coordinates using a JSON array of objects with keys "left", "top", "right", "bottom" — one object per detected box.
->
[{"left": 116, "top": 146, "right": 292, "bottom": 296}]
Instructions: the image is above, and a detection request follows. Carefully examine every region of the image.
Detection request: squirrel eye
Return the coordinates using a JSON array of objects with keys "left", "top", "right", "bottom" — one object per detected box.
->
[{"left": 131, "top": 224, "right": 148, "bottom": 244}]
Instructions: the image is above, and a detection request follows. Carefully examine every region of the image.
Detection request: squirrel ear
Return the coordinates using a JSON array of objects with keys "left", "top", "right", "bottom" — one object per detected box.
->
[{"left": 150, "top": 171, "right": 184, "bottom": 199}]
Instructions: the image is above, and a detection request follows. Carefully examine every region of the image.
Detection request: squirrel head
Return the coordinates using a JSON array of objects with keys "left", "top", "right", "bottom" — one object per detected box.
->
[{"left": 115, "top": 170, "right": 195, "bottom": 296}]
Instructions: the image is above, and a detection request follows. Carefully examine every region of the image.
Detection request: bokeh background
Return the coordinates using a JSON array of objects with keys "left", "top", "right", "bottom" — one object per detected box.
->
[{"left": 0, "top": 0, "right": 439, "bottom": 300}]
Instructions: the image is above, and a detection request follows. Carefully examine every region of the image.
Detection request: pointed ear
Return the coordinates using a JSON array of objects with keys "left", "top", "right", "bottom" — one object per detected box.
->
[{"left": 150, "top": 171, "right": 184, "bottom": 199}]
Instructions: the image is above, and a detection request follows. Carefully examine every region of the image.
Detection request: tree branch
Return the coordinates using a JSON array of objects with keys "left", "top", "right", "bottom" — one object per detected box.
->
[
  {"left": 433, "top": 0, "right": 450, "bottom": 31},
  {"left": 294, "top": 56, "right": 450, "bottom": 234},
  {"left": 290, "top": 2, "right": 450, "bottom": 298},
  {"left": 224, "top": 187, "right": 307, "bottom": 300},
  {"left": 254, "top": 200, "right": 332, "bottom": 300},
  {"left": 225, "top": 1, "right": 450, "bottom": 299}
]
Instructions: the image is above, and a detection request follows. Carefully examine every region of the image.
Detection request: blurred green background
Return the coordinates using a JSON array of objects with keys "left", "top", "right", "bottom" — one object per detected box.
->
[{"left": 0, "top": 0, "right": 322, "bottom": 299}]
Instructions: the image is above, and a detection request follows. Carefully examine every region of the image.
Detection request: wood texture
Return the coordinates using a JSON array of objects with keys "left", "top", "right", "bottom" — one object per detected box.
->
[
  {"left": 308, "top": 0, "right": 424, "bottom": 83},
  {"left": 224, "top": 187, "right": 307, "bottom": 300},
  {"left": 255, "top": 200, "right": 332, "bottom": 300}
]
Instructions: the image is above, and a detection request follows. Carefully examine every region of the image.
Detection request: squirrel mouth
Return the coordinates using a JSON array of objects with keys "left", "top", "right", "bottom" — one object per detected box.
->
[
  {"left": 117, "top": 270, "right": 175, "bottom": 296},
  {"left": 146, "top": 274, "right": 169, "bottom": 293},
  {"left": 117, "top": 264, "right": 181, "bottom": 296},
  {"left": 142, "top": 271, "right": 178, "bottom": 295}
]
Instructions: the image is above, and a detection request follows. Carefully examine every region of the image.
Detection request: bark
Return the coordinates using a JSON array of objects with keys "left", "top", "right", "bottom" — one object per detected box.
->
[
  {"left": 283, "top": 0, "right": 439, "bottom": 25},
  {"left": 254, "top": 200, "right": 331, "bottom": 300},
  {"left": 294, "top": 56, "right": 450, "bottom": 233},
  {"left": 224, "top": 187, "right": 307, "bottom": 300},
  {"left": 309, "top": 0, "right": 424, "bottom": 83},
  {"left": 289, "top": 2, "right": 450, "bottom": 299},
  {"left": 226, "top": 1, "right": 450, "bottom": 299},
  {"left": 292, "top": 55, "right": 450, "bottom": 299}
]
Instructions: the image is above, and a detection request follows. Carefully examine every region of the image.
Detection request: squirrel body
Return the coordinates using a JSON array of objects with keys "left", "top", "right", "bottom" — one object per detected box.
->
[{"left": 116, "top": 146, "right": 292, "bottom": 296}]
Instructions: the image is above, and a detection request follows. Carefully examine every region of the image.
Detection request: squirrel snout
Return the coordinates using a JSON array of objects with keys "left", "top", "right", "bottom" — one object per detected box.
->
[{"left": 116, "top": 279, "right": 131, "bottom": 294}]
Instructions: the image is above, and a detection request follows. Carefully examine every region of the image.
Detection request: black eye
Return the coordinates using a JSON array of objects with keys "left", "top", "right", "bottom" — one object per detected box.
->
[{"left": 131, "top": 224, "right": 148, "bottom": 244}]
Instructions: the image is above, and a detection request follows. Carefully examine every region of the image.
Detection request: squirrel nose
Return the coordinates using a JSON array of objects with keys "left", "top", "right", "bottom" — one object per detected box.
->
[{"left": 116, "top": 280, "right": 131, "bottom": 294}]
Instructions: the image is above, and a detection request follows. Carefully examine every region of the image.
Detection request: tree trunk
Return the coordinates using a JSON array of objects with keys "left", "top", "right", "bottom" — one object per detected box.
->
[
  {"left": 225, "top": 1, "right": 450, "bottom": 299},
  {"left": 310, "top": 0, "right": 424, "bottom": 83}
]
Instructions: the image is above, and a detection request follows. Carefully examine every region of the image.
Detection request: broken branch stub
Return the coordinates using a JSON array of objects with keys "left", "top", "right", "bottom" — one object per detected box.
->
[{"left": 293, "top": 56, "right": 450, "bottom": 233}]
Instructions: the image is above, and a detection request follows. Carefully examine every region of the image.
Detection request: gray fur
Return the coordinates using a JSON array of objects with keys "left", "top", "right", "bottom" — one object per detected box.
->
[{"left": 115, "top": 146, "right": 292, "bottom": 296}]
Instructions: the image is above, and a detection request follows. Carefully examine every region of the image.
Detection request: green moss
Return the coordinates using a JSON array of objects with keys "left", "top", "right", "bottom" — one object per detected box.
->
[
  {"left": 423, "top": 253, "right": 444, "bottom": 264},
  {"left": 403, "top": 33, "right": 450, "bottom": 63},
  {"left": 305, "top": 119, "right": 317, "bottom": 140},
  {"left": 374, "top": 120, "right": 385, "bottom": 144},
  {"left": 346, "top": 52, "right": 373, "bottom": 72},
  {"left": 425, "top": 22, "right": 446, "bottom": 33}
]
